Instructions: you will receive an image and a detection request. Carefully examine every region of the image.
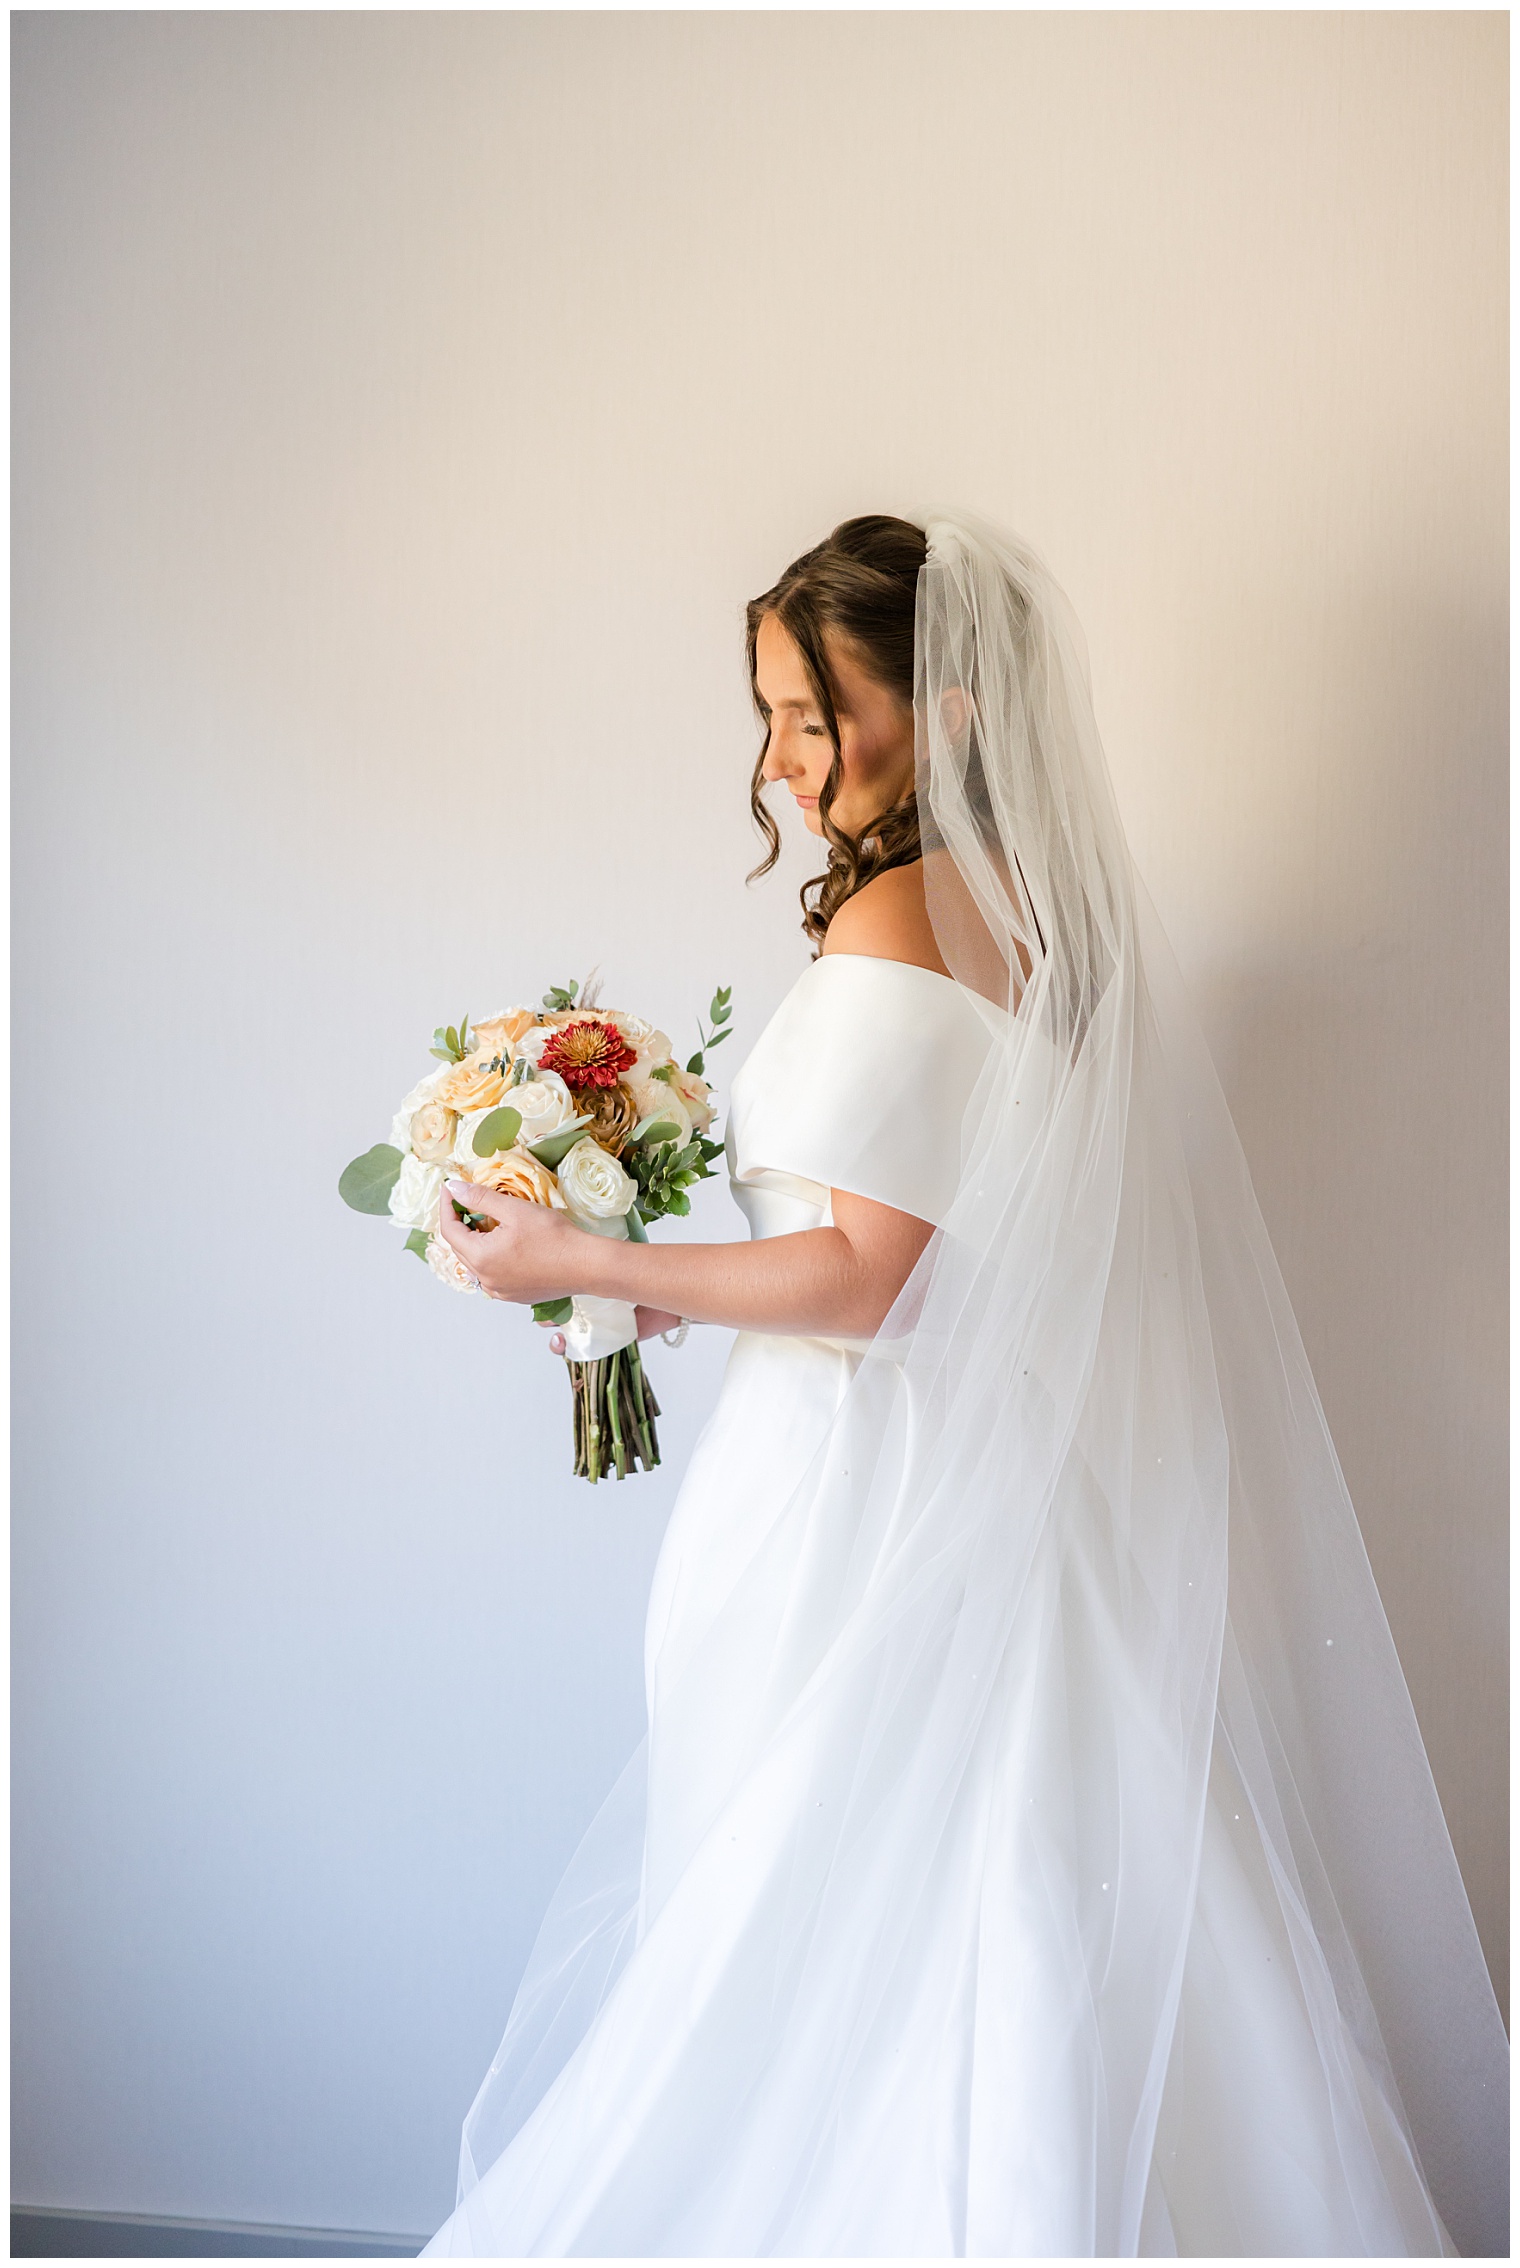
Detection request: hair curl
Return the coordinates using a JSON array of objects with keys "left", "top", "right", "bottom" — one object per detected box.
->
[{"left": 745, "top": 514, "right": 927, "bottom": 950}]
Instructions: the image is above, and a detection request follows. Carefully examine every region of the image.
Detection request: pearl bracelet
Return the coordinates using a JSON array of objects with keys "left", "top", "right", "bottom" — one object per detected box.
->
[{"left": 660, "top": 1317, "right": 691, "bottom": 1348}]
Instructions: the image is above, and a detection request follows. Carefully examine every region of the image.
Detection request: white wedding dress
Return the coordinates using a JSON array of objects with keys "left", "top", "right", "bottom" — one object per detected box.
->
[{"left": 421, "top": 517, "right": 1506, "bottom": 2259}]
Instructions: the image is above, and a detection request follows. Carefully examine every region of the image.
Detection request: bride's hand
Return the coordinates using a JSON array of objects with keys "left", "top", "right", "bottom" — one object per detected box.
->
[{"left": 437, "top": 1178, "right": 580, "bottom": 1304}]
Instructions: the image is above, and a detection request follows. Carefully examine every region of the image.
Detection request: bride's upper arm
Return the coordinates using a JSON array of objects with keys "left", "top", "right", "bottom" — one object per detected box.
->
[
  {"left": 820, "top": 864, "right": 953, "bottom": 978},
  {"left": 828, "top": 1184, "right": 936, "bottom": 1325}
]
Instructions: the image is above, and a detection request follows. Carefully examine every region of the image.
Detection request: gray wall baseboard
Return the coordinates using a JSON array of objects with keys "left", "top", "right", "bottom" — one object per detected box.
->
[{"left": 10, "top": 2207, "right": 426, "bottom": 2258}]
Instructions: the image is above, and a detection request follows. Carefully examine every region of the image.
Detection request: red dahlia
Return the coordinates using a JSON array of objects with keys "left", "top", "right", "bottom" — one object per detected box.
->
[{"left": 538, "top": 1017, "right": 637, "bottom": 1091}]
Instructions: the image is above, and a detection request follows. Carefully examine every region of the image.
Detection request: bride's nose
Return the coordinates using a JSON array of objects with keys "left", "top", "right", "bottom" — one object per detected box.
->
[{"left": 761, "top": 727, "right": 801, "bottom": 783}]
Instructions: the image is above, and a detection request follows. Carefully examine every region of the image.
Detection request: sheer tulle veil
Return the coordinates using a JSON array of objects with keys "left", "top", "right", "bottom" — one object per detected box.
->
[
  {"left": 911, "top": 511, "right": 1506, "bottom": 2252},
  {"left": 442, "top": 512, "right": 1506, "bottom": 2257}
]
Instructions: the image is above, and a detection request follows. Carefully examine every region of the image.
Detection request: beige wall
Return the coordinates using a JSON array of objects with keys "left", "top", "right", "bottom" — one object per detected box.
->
[{"left": 13, "top": 11, "right": 1505, "bottom": 2238}]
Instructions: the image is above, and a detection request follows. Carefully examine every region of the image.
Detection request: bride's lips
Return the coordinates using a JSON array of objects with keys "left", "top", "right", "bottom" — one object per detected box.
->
[{"left": 791, "top": 792, "right": 819, "bottom": 809}]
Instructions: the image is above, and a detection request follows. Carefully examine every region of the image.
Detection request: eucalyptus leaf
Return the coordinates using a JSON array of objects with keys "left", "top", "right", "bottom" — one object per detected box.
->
[
  {"left": 705, "top": 1025, "right": 733, "bottom": 1048},
  {"left": 527, "top": 1118, "right": 592, "bottom": 1170},
  {"left": 404, "top": 1228, "right": 431, "bottom": 1260},
  {"left": 532, "top": 1297, "right": 574, "bottom": 1325},
  {"left": 686, "top": 1050, "right": 705, "bottom": 1075},
  {"left": 339, "top": 1143, "right": 405, "bottom": 1215},
  {"left": 624, "top": 1209, "right": 649, "bottom": 1243},
  {"left": 471, "top": 1104, "right": 523, "bottom": 1157}
]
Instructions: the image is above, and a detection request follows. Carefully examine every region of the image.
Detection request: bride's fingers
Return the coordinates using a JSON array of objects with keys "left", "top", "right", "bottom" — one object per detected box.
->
[
  {"left": 443, "top": 1176, "right": 514, "bottom": 1226},
  {"left": 548, "top": 1331, "right": 566, "bottom": 1356}
]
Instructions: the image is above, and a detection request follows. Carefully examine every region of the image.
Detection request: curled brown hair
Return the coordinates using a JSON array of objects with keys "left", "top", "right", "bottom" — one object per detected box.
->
[{"left": 745, "top": 514, "right": 927, "bottom": 949}]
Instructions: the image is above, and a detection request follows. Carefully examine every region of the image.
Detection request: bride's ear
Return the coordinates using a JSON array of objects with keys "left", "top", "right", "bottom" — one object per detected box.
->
[{"left": 938, "top": 686, "right": 971, "bottom": 742}]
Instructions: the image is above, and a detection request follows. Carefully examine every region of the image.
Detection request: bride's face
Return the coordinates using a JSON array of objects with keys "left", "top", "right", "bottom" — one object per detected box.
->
[{"left": 754, "top": 611, "right": 915, "bottom": 840}]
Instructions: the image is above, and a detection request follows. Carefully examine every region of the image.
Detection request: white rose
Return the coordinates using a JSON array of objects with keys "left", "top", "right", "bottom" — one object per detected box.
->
[
  {"left": 388, "top": 1153, "right": 446, "bottom": 1235},
  {"left": 453, "top": 1074, "right": 576, "bottom": 1166},
  {"left": 626, "top": 1077, "right": 692, "bottom": 1147},
  {"left": 426, "top": 1235, "right": 480, "bottom": 1293},
  {"left": 389, "top": 1067, "right": 449, "bottom": 1153},
  {"left": 513, "top": 1025, "right": 553, "bottom": 1068},
  {"left": 555, "top": 1135, "right": 637, "bottom": 1222}
]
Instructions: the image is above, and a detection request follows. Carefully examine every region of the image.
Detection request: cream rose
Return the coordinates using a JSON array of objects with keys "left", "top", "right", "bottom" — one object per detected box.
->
[
  {"left": 388, "top": 1153, "right": 446, "bottom": 1235},
  {"left": 467, "top": 1070, "right": 580, "bottom": 1161},
  {"left": 512, "top": 1024, "right": 554, "bottom": 1069},
  {"left": 555, "top": 1135, "right": 637, "bottom": 1222},
  {"left": 625, "top": 1077, "right": 693, "bottom": 1148},
  {"left": 426, "top": 1235, "right": 480, "bottom": 1293},
  {"left": 669, "top": 1065, "right": 715, "bottom": 1133},
  {"left": 389, "top": 1067, "right": 449, "bottom": 1153},
  {"left": 409, "top": 1101, "right": 459, "bottom": 1164},
  {"left": 628, "top": 1027, "right": 674, "bottom": 1083}
]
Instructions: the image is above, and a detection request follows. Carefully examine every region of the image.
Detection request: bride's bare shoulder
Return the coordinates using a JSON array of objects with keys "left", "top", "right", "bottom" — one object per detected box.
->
[{"left": 820, "top": 861, "right": 952, "bottom": 978}]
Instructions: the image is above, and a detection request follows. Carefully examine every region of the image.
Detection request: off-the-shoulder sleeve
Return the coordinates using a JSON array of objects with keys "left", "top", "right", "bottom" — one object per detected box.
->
[{"left": 725, "top": 954, "right": 998, "bottom": 1226}]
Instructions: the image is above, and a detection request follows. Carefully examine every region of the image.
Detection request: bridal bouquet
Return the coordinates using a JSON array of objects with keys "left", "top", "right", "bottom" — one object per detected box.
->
[{"left": 340, "top": 978, "right": 732, "bottom": 1482}]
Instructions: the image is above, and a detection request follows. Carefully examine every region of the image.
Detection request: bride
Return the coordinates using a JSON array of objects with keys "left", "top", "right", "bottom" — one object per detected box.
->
[{"left": 424, "top": 512, "right": 1506, "bottom": 2257}]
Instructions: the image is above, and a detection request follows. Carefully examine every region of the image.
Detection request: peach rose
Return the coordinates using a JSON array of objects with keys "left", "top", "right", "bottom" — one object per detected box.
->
[
  {"left": 461, "top": 1148, "right": 565, "bottom": 1209},
  {"left": 434, "top": 1056, "right": 509, "bottom": 1113},
  {"left": 472, "top": 1008, "right": 538, "bottom": 1059}
]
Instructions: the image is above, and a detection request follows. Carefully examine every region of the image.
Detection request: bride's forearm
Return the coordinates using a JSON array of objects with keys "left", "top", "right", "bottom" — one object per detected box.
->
[{"left": 575, "top": 1219, "right": 922, "bottom": 1338}]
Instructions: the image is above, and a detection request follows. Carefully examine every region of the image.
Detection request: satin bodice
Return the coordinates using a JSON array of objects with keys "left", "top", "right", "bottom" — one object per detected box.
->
[{"left": 724, "top": 952, "right": 999, "bottom": 1239}]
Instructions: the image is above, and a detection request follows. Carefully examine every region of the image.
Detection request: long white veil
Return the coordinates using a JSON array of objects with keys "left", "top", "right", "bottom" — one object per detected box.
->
[
  {"left": 434, "top": 513, "right": 1506, "bottom": 2258},
  {"left": 910, "top": 512, "right": 1507, "bottom": 2253}
]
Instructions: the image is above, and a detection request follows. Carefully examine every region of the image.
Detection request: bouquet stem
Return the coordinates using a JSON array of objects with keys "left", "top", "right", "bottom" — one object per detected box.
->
[{"left": 570, "top": 1345, "right": 662, "bottom": 1481}]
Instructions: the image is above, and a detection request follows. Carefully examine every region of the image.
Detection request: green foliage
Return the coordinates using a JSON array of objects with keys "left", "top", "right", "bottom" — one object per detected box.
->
[
  {"left": 626, "top": 1130, "right": 725, "bottom": 1224},
  {"left": 404, "top": 1228, "right": 431, "bottom": 1260},
  {"left": 449, "top": 1194, "right": 495, "bottom": 1231},
  {"left": 630, "top": 1113, "right": 682, "bottom": 1147},
  {"left": 429, "top": 1015, "right": 472, "bottom": 1064},
  {"left": 471, "top": 1105, "right": 523, "bottom": 1157},
  {"left": 339, "top": 1143, "right": 405, "bottom": 1214},
  {"left": 541, "top": 980, "right": 579, "bottom": 1012},
  {"left": 686, "top": 982, "right": 734, "bottom": 1079},
  {"left": 532, "top": 1298, "right": 574, "bottom": 1325},
  {"left": 528, "top": 1118, "right": 591, "bottom": 1169},
  {"left": 648, "top": 1061, "right": 675, "bottom": 1083}
]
